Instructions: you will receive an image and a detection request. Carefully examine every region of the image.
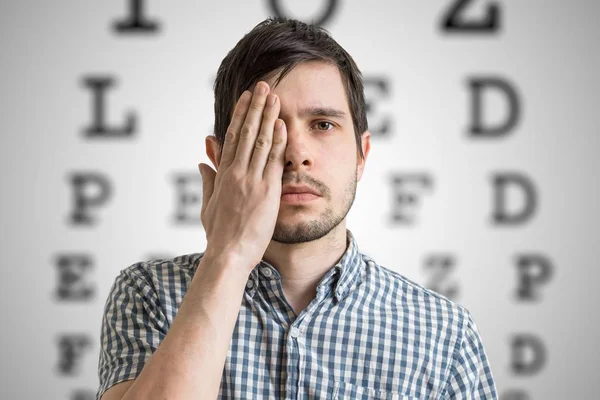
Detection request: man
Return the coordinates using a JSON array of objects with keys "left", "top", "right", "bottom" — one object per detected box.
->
[{"left": 96, "top": 16, "right": 497, "bottom": 400}]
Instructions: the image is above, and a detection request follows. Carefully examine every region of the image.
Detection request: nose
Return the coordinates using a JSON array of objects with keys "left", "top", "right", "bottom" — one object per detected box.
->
[{"left": 283, "top": 122, "right": 313, "bottom": 172}]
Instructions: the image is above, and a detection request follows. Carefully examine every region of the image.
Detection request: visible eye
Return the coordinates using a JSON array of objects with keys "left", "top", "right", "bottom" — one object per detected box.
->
[{"left": 313, "top": 121, "right": 335, "bottom": 131}]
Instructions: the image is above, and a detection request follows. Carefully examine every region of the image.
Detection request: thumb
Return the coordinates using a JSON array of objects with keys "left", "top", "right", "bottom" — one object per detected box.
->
[{"left": 198, "top": 163, "right": 216, "bottom": 210}]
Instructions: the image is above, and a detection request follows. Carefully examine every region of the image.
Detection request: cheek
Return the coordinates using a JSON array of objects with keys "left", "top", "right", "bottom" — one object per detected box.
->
[
  {"left": 317, "top": 136, "right": 357, "bottom": 165},
  {"left": 316, "top": 143, "right": 356, "bottom": 189}
]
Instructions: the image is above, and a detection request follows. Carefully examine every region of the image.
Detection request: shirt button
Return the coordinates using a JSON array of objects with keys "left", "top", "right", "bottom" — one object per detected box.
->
[
  {"left": 246, "top": 280, "right": 254, "bottom": 289},
  {"left": 261, "top": 267, "right": 273, "bottom": 277},
  {"left": 290, "top": 327, "right": 300, "bottom": 338}
]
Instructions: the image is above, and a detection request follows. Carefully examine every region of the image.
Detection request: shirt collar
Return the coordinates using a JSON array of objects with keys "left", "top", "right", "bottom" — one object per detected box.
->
[{"left": 249, "top": 229, "right": 362, "bottom": 303}]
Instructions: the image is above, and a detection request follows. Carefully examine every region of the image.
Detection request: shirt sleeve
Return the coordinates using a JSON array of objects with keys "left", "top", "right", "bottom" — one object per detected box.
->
[
  {"left": 96, "top": 266, "right": 169, "bottom": 400},
  {"left": 442, "top": 309, "right": 498, "bottom": 399}
]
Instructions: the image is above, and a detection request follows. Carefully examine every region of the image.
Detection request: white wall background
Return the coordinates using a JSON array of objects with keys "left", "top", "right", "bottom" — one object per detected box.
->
[{"left": 1, "top": 1, "right": 599, "bottom": 398}]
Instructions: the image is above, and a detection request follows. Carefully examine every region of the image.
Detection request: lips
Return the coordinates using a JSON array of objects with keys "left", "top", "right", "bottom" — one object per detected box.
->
[
  {"left": 281, "top": 185, "right": 320, "bottom": 196},
  {"left": 281, "top": 192, "right": 319, "bottom": 202}
]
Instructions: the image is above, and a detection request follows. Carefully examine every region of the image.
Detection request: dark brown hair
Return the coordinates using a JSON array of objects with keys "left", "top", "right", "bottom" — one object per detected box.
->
[{"left": 212, "top": 16, "right": 368, "bottom": 160}]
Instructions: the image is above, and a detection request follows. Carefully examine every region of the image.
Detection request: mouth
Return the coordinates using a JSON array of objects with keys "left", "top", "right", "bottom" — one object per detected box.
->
[{"left": 280, "top": 193, "right": 320, "bottom": 203}]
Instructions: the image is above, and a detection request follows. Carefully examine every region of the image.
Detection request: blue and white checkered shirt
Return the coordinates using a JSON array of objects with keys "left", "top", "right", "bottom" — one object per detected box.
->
[{"left": 97, "top": 229, "right": 497, "bottom": 399}]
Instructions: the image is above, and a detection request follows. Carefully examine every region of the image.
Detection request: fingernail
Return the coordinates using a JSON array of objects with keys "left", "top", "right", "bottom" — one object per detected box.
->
[
  {"left": 275, "top": 119, "right": 283, "bottom": 130},
  {"left": 240, "top": 91, "right": 251, "bottom": 103},
  {"left": 255, "top": 83, "right": 266, "bottom": 95}
]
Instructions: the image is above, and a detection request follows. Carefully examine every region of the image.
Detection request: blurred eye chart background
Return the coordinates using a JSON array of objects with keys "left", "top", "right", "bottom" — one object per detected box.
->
[{"left": 1, "top": 1, "right": 599, "bottom": 399}]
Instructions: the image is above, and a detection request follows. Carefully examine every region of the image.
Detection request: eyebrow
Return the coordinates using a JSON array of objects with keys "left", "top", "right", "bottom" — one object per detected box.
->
[{"left": 297, "top": 106, "right": 348, "bottom": 121}]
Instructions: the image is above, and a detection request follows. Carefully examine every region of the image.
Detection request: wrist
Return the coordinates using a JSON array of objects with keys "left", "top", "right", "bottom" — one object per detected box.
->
[{"left": 199, "top": 247, "right": 254, "bottom": 280}]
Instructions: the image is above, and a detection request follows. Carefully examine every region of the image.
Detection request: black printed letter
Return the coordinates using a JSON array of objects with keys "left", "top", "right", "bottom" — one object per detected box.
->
[
  {"left": 389, "top": 173, "right": 433, "bottom": 225},
  {"left": 510, "top": 334, "right": 547, "bottom": 376},
  {"left": 70, "top": 390, "right": 95, "bottom": 400},
  {"left": 424, "top": 254, "right": 460, "bottom": 300},
  {"left": 491, "top": 172, "right": 537, "bottom": 225},
  {"left": 56, "top": 334, "right": 92, "bottom": 376},
  {"left": 68, "top": 173, "right": 112, "bottom": 225},
  {"left": 500, "top": 390, "right": 531, "bottom": 400},
  {"left": 54, "top": 254, "right": 95, "bottom": 301},
  {"left": 515, "top": 254, "right": 553, "bottom": 302},
  {"left": 364, "top": 77, "right": 392, "bottom": 138},
  {"left": 468, "top": 77, "right": 521, "bottom": 138},
  {"left": 114, "top": 0, "right": 160, "bottom": 33},
  {"left": 442, "top": 0, "right": 501, "bottom": 33},
  {"left": 82, "top": 76, "right": 137, "bottom": 138},
  {"left": 173, "top": 172, "right": 202, "bottom": 225},
  {"left": 268, "top": 0, "right": 338, "bottom": 26}
]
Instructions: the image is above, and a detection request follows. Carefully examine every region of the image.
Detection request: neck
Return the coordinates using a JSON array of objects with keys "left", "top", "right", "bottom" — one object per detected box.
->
[{"left": 262, "top": 223, "right": 349, "bottom": 309}]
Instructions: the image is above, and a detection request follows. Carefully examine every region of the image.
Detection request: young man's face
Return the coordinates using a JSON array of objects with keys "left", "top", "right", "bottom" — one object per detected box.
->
[{"left": 263, "top": 60, "right": 371, "bottom": 244}]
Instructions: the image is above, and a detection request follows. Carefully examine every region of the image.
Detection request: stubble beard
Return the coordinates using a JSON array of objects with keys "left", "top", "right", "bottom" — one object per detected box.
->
[{"left": 272, "top": 171, "right": 357, "bottom": 244}]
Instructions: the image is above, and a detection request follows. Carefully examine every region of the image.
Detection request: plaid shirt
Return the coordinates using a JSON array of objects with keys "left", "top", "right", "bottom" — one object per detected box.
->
[{"left": 97, "top": 229, "right": 497, "bottom": 399}]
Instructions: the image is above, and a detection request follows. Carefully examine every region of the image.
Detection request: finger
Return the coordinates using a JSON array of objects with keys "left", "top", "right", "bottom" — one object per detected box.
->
[
  {"left": 263, "top": 118, "right": 287, "bottom": 182},
  {"left": 220, "top": 90, "right": 252, "bottom": 169},
  {"left": 234, "top": 81, "right": 270, "bottom": 169},
  {"left": 249, "top": 93, "right": 280, "bottom": 177},
  {"left": 199, "top": 163, "right": 216, "bottom": 213}
]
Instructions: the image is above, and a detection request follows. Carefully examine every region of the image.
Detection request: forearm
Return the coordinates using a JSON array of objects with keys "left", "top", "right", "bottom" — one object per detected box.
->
[{"left": 121, "top": 253, "right": 250, "bottom": 400}]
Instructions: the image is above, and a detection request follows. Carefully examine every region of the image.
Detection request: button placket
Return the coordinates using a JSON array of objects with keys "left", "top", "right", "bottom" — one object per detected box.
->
[{"left": 289, "top": 326, "right": 300, "bottom": 338}]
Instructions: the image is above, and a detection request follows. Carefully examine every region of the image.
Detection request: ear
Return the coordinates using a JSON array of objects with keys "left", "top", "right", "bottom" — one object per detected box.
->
[
  {"left": 205, "top": 135, "right": 222, "bottom": 170},
  {"left": 356, "top": 130, "right": 371, "bottom": 182}
]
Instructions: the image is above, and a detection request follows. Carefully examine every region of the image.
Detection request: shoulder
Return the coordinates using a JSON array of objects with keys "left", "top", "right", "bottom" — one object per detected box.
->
[
  {"left": 117, "top": 252, "right": 203, "bottom": 287},
  {"left": 109, "top": 252, "right": 204, "bottom": 319},
  {"left": 360, "top": 253, "right": 471, "bottom": 332}
]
